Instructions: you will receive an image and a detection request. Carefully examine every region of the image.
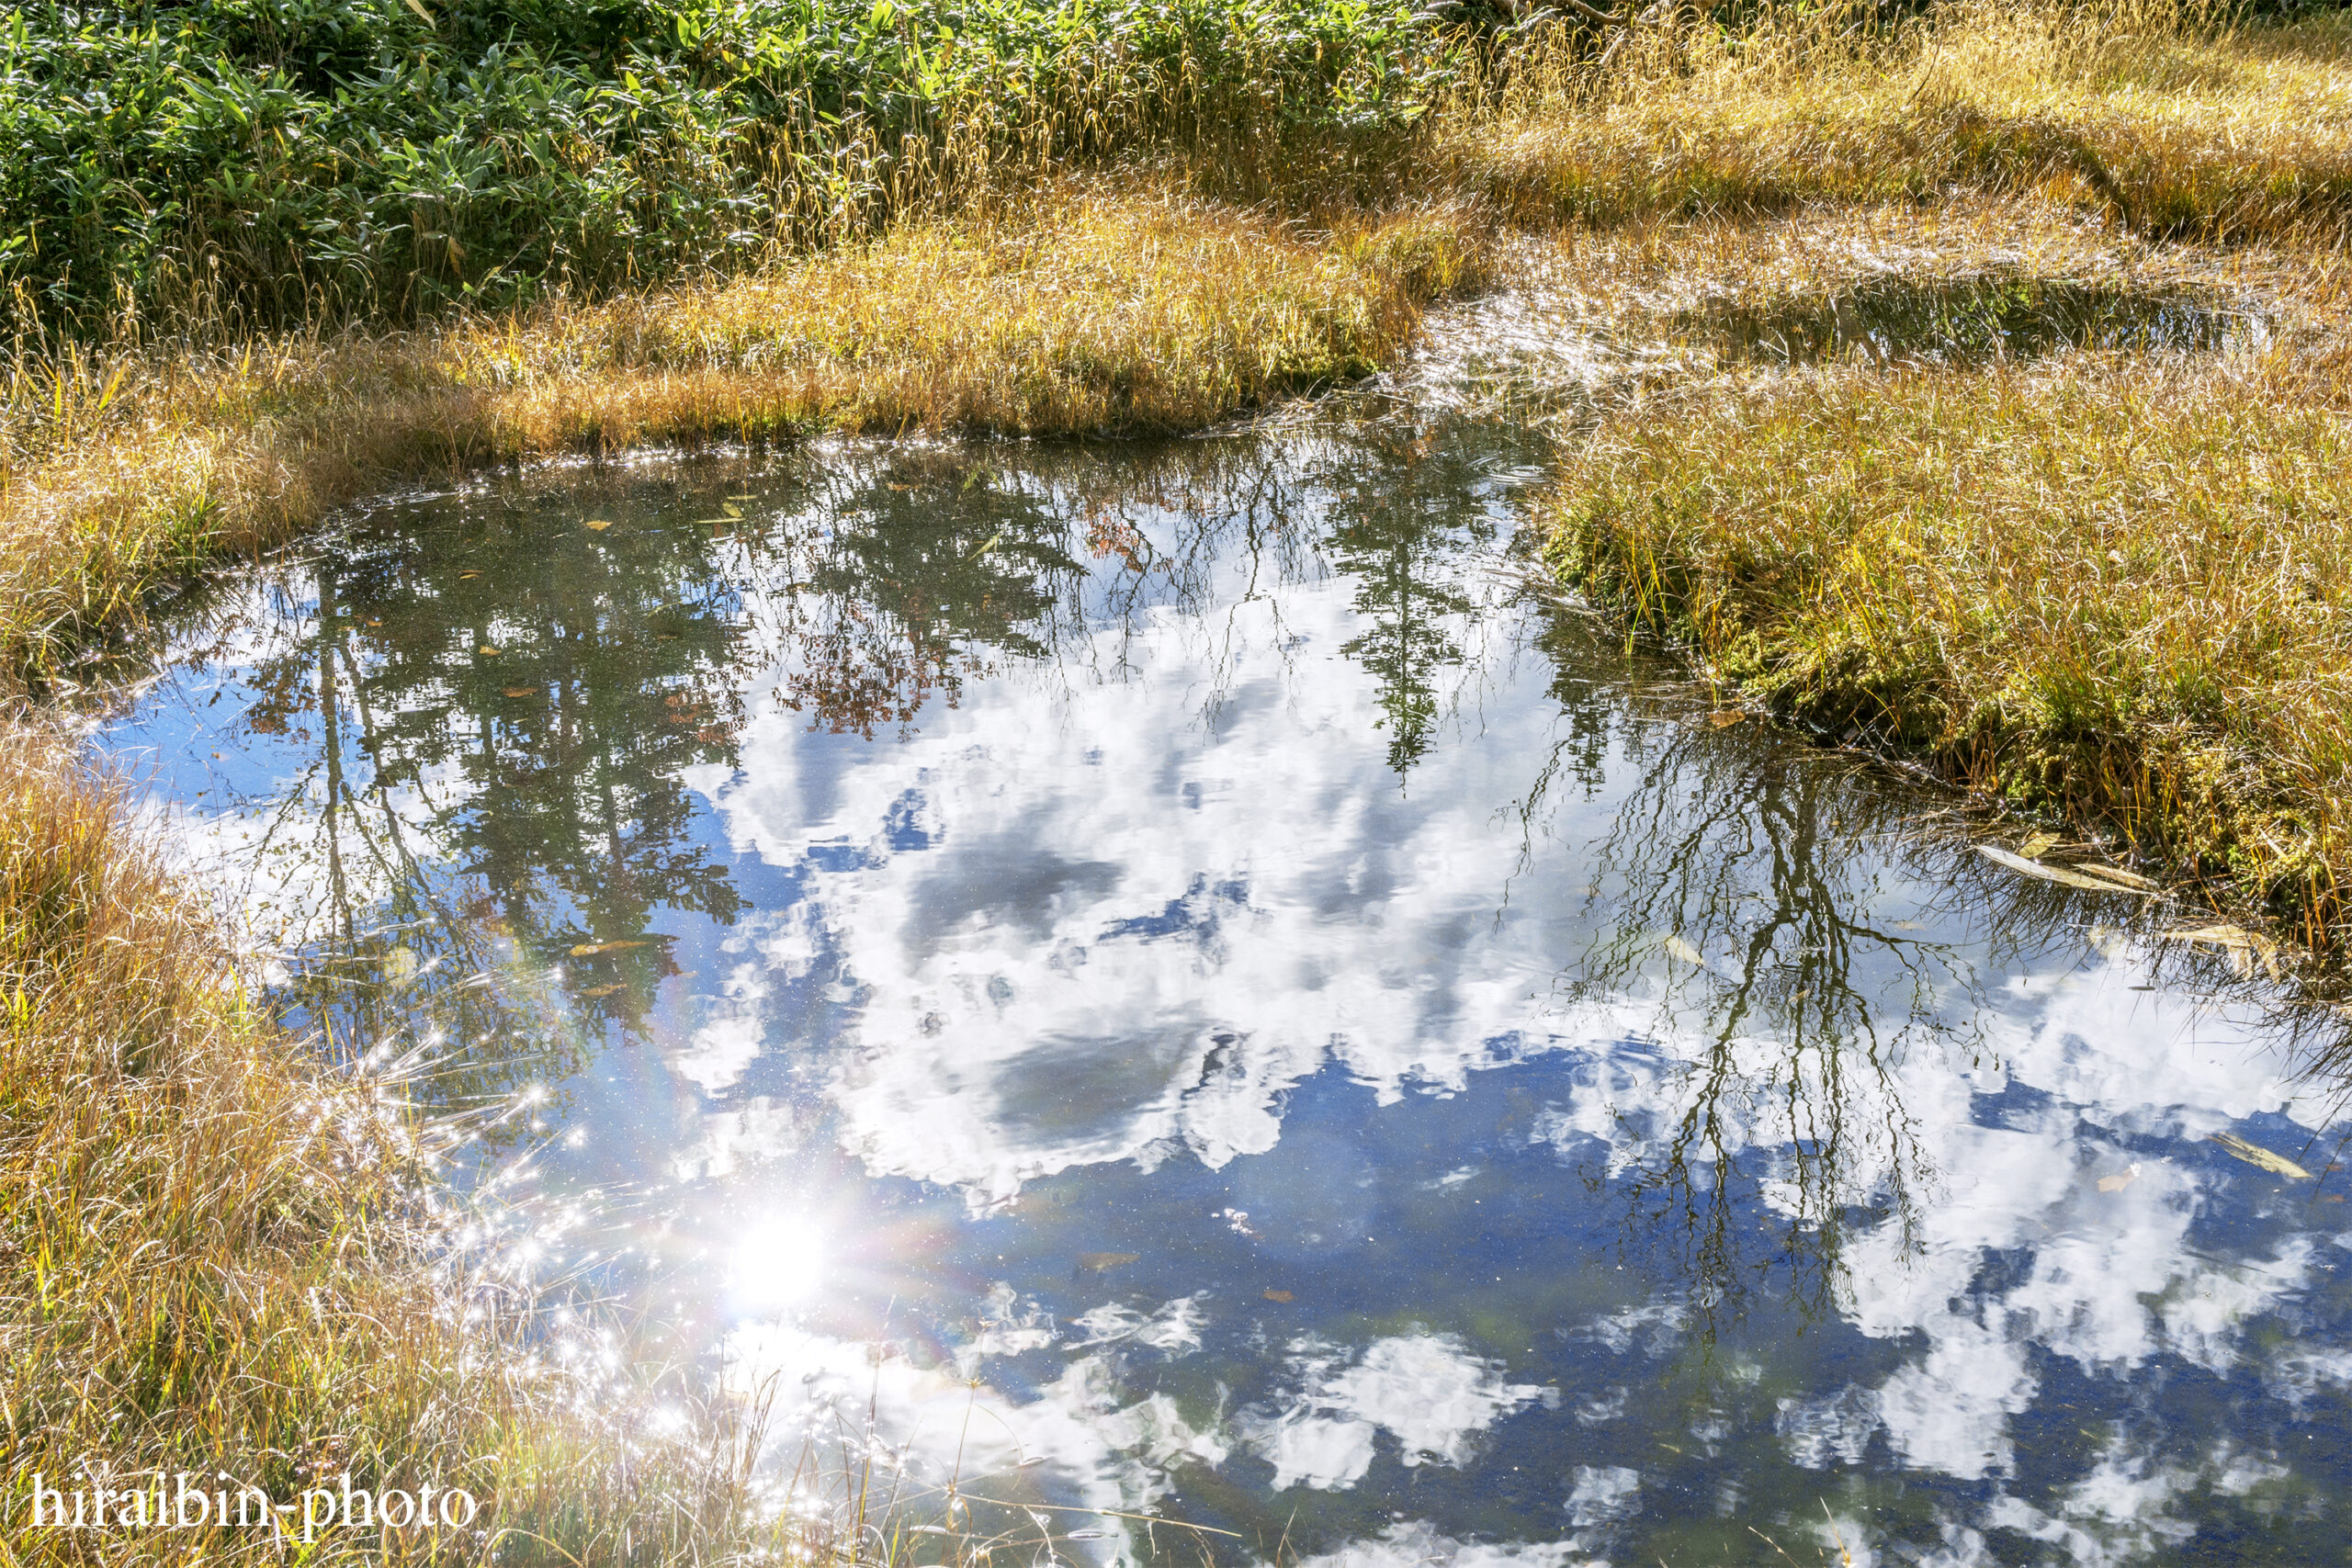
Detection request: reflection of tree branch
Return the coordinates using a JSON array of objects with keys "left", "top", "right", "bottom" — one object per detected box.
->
[{"left": 1538, "top": 723, "right": 1988, "bottom": 1346}]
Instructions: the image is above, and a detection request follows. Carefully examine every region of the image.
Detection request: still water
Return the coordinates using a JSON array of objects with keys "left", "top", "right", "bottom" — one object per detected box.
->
[{"left": 103, "top": 423, "right": 2352, "bottom": 1565}]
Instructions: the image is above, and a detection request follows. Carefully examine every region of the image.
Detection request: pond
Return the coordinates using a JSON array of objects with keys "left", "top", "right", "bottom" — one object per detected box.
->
[
  {"left": 1679, "top": 277, "right": 2267, "bottom": 368},
  {"left": 101, "top": 418, "right": 2350, "bottom": 1565}
]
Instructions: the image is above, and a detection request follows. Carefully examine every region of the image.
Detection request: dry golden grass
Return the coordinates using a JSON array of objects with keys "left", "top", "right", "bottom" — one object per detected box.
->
[
  {"left": 1544, "top": 347, "right": 2352, "bottom": 946},
  {"left": 0, "top": 190, "right": 1483, "bottom": 683},
  {"left": 1460, "top": 0, "right": 2352, "bottom": 245},
  {"left": 0, "top": 725, "right": 473, "bottom": 1558},
  {"left": 0, "top": 724, "right": 841, "bottom": 1562}
]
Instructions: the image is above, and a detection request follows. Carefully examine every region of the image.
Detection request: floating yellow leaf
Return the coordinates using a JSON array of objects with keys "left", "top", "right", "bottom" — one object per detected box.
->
[
  {"left": 2211, "top": 1132, "right": 2311, "bottom": 1179},
  {"left": 1263, "top": 1289, "right": 1294, "bottom": 1303},
  {"left": 2018, "top": 830, "right": 2062, "bottom": 859},
  {"left": 584, "top": 520, "right": 612, "bottom": 531},
  {"left": 1077, "top": 1252, "right": 1139, "bottom": 1273},
  {"left": 458, "top": 570, "right": 481, "bottom": 580},
  {"left": 477, "top": 645, "right": 498, "bottom": 656}
]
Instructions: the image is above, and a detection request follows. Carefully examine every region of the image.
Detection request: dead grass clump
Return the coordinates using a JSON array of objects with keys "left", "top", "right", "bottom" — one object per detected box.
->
[
  {"left": 0, "top": 192, "right": 1482, "bottom": 685},
  {"left": 1544, "top": 351, "right": 2352, "bottom": 945},
  {"left": 0, "top": 727, "right": 800, "bottom": 1562},
  {"left": 0, "top": 724, "right": 481, "bottom": 1557},
  {"left": 1460, "top": 1, "right": 2352, "bottom": 246}
]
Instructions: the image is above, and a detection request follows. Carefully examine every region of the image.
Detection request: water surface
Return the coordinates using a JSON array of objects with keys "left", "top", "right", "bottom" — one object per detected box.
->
[{"left": 106, "top": 425, "right": 2352, "bottom": 1565}]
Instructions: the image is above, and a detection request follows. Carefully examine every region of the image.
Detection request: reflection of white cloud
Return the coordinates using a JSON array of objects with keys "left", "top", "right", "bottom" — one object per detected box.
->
[
  {"left": 958, "top": 1280, "right": 1057, "bottom": 1371},
  {"left": 1565, "top": 1464, "right": 1640, "bottom": 1529},
  {"left": 1983, "top": 1443, "right": 2200, "bottom": 1568},
  {"left": 119, "top": 461, "right": 2352, "bottom": 1560},
  {"left": 1776, "top": 1384, "right": 1878, "bottom": 1470},
  {"left": 1571, "top": 1298, "right": 1686, "bottom": 1359},
  {"left": 1069, "top": 1294, "right": 1207, "bottom": 1354},
  {"left": 1243, "top": 1408, "right": 1378, "bottom": 1493},
  {"left": 1286, "top": 1519, "right": 1593, "bottom": 1568},
  {"left": 674, "top": 1096, "right": 803, "bottom": 1182},
  {"left": 722, "top": 1317, "right": 1221, "bottom": 1544},
  {"left": 691, "top": 554, "right": 1640, "bottom": 1210},
  {"left": 1238, "top": 1334, "right": 1549, "bottom": 1491}
]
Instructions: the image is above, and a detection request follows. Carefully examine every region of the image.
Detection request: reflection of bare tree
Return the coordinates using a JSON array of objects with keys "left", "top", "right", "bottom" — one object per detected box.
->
[{"left": 1507, "top": 672, "right": 2007, "bottom": 1339}]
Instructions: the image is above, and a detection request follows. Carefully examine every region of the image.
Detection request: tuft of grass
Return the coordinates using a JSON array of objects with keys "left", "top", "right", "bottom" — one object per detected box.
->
[
  {"left": 0, "top": 722, "right": 481, "bottom": 1558},
  {"left": 1459, "top": 0, "right": 2352, "bottom": 247},
  {"left": 0, "top": 721, "right": 891, "bottom": 1562},
  {"left": 1543, "top": 347, "right": 2352, "bottom": 947},
  {"left": 0, "top": 190, "right": 1485, "bottom": 683}
]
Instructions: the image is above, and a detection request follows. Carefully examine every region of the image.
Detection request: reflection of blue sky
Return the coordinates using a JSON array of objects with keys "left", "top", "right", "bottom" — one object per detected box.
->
[{"left": 107, "top": 451, "right": 2352, "bottom": 1564}]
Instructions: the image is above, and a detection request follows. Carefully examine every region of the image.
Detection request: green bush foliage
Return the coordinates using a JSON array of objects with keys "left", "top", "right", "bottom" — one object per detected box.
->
[{"left": 1, "top": 0, "right": 1464, "bottom": 333}]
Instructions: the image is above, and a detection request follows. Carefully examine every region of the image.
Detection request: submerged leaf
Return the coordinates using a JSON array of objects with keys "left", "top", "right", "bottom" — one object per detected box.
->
[
  {"left": 584, "top": 519, "right": 613, "bottom": 531},
  {"left": 2175, "top": 923, "right": 2282, "bottom": 979},
  {"left": 1657, "top": 933, "right": 1705, "bottom": 965},
  {"left": 569, "top": 940, "right": 651, "bottom": 957},
  {"left": 2097, "top": 1165, "right": 2139, "bottom": 1193},
  {"left": 1077, "top": 1251, "right": 1139, "bottom": 1273},
  {"left": 502, "top": 687, "right": 536, "bottom": 698},
  {"left": 2074, "top": 862, "right": 2156, "bottom": 890},
  {"left": 2211, "top": 1132, "right": 2311, "bottom": 1179},
  {"left": 1263, "top": 1288, "right": 1294, "bottom": 1303},
  {"left": 1979, "top": 844, "right": 2151, "bottom": 894},
  {"left": 1705, "top": 709, "right": 1746, "bottom": 728}
]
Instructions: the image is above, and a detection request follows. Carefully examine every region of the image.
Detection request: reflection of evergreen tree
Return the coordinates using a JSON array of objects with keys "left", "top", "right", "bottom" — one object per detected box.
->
[
  {"left": 1317, "top": 438, "right": 1490, "bottom": 777},
  {"left": 231, "top": 492, "right": 772, "bottom": 1111},
  {"left": 215, "top": 457, "right": 1090, "bottom": 1113},
  {"left": 777, "top": 461, "right": 1085, "bottom": 737}
]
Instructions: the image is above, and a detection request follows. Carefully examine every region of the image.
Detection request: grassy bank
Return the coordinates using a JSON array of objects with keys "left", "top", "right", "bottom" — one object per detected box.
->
[
  {"left": 1544, "top": 347, "right": 2352, "bottom": 949},
  {"left": 1461, "top": 0, "right": 2352, "bottom": 247},
  {"left": 0, "top": 727, "right": 802, "bottom": 1562},
  {"left": 2, "top": 190, "right": 1483, "bottom": 682}
]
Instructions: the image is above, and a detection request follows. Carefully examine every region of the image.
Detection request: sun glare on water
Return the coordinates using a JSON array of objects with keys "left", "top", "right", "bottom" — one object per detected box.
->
[{"left": 726, "top": 1213, "right": 830, "bottom": 1314}]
